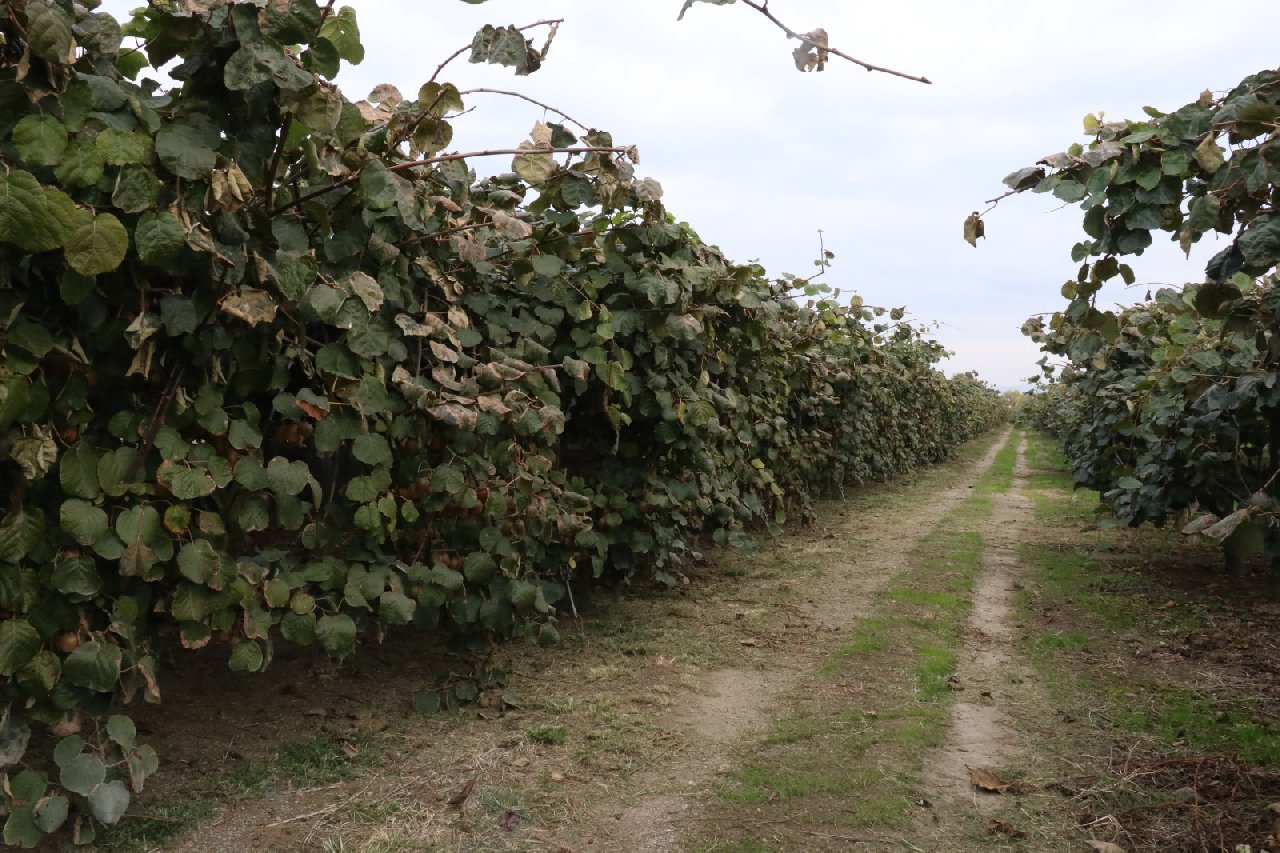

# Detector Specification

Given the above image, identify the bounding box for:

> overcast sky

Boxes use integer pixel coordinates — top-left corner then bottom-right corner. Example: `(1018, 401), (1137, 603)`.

(101, 1), (1280, 388)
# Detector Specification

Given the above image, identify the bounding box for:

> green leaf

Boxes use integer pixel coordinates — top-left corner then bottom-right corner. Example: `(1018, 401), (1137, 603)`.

(0, 374), (30, 430)
(0, 510), (47, 563)
(280, 610), (316, 644)
(119, 542), (157, 578)
(0, 170), (77, 253)
(115, 505), (160, 547)
(60, 499), (109, 546)
(25, 0), (75, 62)
(228, 640), (264, 672)
(463, 552), (497, 585)
(32, 795), (68, 833)
(49, 554), (102, 597)
(59, 753), (106, 796)
(3, 806), (42, 849)
(266, 457), (313, 496)
(259, 0), (324, 43)
(57, 441), (100, 499)
(96, 128), (152, 165)
(318, 6), (364, 64)
(468, 24), (528, 68)
(112, 164), (163, 213)
(0, 620), (40, 677)
(359, 161), (401, 210)
(53, 735), (83, 767)
(166, 466), (218, 500)
(106, 715), (136, 748)
(87, 779), (130, 825)
(177, 539), (228, 585)
(53, 138), (106, 188)
(413, 690), (441, 714)
(513, 146), (555, 185)
(9, 767), (45, 801)
(1188, 195), (1221, 233)
(377, 590), (416, 625)
(136, 212), (187, 268)
(0, 710), (32, 765)
(62, 640), (123, 693)
(1116, 476), (1143, 490)
(1237, 215), (1280, 273)
(224, 42), (313, 92)
(532, 254), (563, 276)
(156, 114), (219, 180)
(65, 212), (129, 276)
(316, 613), (357, 659)
(352, 434), (392, 466)
(234, 458), (270, 490)
(11, 115), (68, 166)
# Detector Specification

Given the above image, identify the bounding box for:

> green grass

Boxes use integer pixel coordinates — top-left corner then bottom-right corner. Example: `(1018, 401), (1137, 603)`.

(1112, 688), (1280, 765)
(915, 643), (958, 700)
(1018, 429), (1280, 780)
(526, 724), (568, 745)
(1034, 630), (1089, 652)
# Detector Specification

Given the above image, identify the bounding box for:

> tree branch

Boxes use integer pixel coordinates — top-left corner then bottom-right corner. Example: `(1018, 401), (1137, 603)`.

(459, 88), (589, 131)
(737, 0), (931, 85)
(428, 19), (565, 85)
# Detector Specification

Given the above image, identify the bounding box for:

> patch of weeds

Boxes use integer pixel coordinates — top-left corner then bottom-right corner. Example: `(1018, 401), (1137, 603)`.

(914, 643), (957, 700)
(1113, 688), (1280, 766)
(542, 696), (577, 714)
(343, 797), (404, 824)
(1035, 630), (1089, 652)
(968, 428), (1020, 495)
(890, 587), (963, 610)
(585, 664), (625, 682)
(718, 763), (881, 803)
(273, 732), (378, 786)
(526, 725), (568, 745)
(762, 713), (830, 746)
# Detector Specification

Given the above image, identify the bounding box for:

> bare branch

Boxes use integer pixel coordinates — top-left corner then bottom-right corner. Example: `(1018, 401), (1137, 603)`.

(428, 19), (564, 85)
(459, 88), (589, 131)
(737, 0), (931, 85)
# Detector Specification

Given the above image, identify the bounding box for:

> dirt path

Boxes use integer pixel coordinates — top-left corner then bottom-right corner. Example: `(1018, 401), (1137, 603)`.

(121, 431), (1017, 852)
(577, 429), (1017, 849)
(925, 433), (1045, 815)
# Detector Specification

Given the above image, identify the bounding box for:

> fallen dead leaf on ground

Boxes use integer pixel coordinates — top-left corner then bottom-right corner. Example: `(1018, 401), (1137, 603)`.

(969, 766), (1009, 792)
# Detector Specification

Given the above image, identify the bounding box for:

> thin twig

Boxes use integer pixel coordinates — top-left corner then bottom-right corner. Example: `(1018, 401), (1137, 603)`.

(123, 367), (182, 484)
(737, 0), (931, 85)
(459, 88), (588, 131)
(428, 19), (565, 85)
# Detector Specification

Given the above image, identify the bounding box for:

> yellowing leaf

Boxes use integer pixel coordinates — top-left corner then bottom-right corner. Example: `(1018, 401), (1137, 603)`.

(220, 289), (279, 327)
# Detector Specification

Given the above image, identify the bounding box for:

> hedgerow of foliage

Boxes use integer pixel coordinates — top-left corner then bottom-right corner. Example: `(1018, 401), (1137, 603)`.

(0, 1), (1003, 844)
(991, 68), (1280, 561)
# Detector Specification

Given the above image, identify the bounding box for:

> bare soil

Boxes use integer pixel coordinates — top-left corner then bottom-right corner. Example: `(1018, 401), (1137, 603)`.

(926, 433), (1041, 812)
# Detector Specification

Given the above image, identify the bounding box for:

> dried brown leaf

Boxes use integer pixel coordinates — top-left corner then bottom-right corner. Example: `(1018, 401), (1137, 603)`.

(969, 766), (1009, 793)
(446, 776), (476, 807)
(964, 211), (985, 247)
